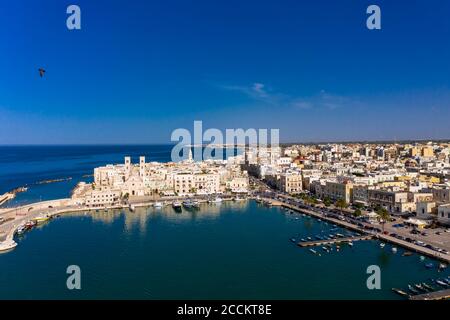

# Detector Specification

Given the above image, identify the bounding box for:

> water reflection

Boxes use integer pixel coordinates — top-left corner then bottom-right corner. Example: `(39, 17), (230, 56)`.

(64, 200), (250, 236)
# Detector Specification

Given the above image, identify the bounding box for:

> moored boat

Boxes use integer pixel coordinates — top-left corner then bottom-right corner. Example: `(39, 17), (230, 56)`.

(407, 285), (419, 294)
(209, 197), (223, 204)
(154, 202), (163, 208)
(414, 284), (427, 292)
(172, 201), (182, 212)
(33, 214), (50, 224)
(436, 280), (448, 287)
(24, 220), (36, 230)
(16, 225), (26, 235)
(421, 283), (434, 291)
(182, 200), (194, 208)
(392, 288), (408, 297)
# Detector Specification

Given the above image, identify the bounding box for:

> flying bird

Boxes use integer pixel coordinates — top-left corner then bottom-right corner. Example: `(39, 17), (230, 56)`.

(38, 68), (46, 77)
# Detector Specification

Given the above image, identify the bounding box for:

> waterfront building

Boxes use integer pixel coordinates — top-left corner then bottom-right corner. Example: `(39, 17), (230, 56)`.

(73, 155), (249, 205)
(437, 204), (450, 225)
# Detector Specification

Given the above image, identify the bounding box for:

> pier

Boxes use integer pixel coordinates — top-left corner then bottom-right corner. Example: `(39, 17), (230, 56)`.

(263, 198), (450, 263)
(409, 288), (450, 300)
(297, 235), (373, 247)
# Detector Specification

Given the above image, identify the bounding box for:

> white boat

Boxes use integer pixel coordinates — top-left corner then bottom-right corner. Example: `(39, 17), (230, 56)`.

(16, 225), (26, 235)
(436, 280), (448, 287)
(182, 200), (194, 208)
(309, 249), (317, 254)
(209, 197), (223, 204)
(348, 242), (353, 246)
(392, 247), (398, 253)
(154, 202), (163, 208)
(172, 201), (182, 208)
(129, 204), (135, 212)
(380, 243), (385, 248)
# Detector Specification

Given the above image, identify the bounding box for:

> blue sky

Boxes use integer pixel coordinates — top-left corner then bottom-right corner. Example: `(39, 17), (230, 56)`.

(1, 0), (450, 144)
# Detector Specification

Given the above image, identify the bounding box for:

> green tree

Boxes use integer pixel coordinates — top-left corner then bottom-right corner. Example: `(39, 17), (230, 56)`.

(323, 197), (332, 207)
(353, 209), (362, 217)
(376, 207), (390, 232)
(335, 199), (348, 212)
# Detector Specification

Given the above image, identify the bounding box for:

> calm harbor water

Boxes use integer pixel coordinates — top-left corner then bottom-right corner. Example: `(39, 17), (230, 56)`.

(0, 146), (448, 299)
(0, 201), (448, 299)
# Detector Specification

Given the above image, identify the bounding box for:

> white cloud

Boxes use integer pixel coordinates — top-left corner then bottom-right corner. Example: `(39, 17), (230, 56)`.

(220, 82), (357, 111)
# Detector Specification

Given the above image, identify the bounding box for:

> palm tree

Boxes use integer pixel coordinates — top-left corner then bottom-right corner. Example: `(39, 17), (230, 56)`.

(376, 207), (390, 233)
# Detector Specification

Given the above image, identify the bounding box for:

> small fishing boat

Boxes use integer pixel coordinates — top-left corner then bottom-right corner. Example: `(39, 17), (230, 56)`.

(392, 288), (409, 297)
(33, 214), (50, 224)
(438, 263), (447, 270)
(436, 280), (448, 287)
(402, 251), (413, 257)
(16, 225), (26, 235)
(421, 283), (434, 291)
(379, 243), (385, 248)
(307, 237), (312, 241)
(24, 220), (36, 230)
(414, 284), (427, 292)
(129, 204), (135, 212)
(425, 263), (434, 269)
(420, 256), (425, 261)
(172, 201), (182, 212)
(290, 238), (296, 243)
(209, 197), (223, 204)
(392, 247), (398, 253)
(309, 249), (317, 254)
(348, 242), (354, 247)
(182, 200), (194, 208)
(407, 285), (419, 294)
(154, 202), (163, 208)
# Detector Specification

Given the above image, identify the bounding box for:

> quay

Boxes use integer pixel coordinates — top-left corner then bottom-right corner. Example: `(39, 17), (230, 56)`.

(262, 198), (450, 264)
(297, 235), (373, 247)
(409, 288), (450, 300)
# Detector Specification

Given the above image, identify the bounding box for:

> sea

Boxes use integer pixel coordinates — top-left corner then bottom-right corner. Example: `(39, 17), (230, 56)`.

(0, 145), (448, 299)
